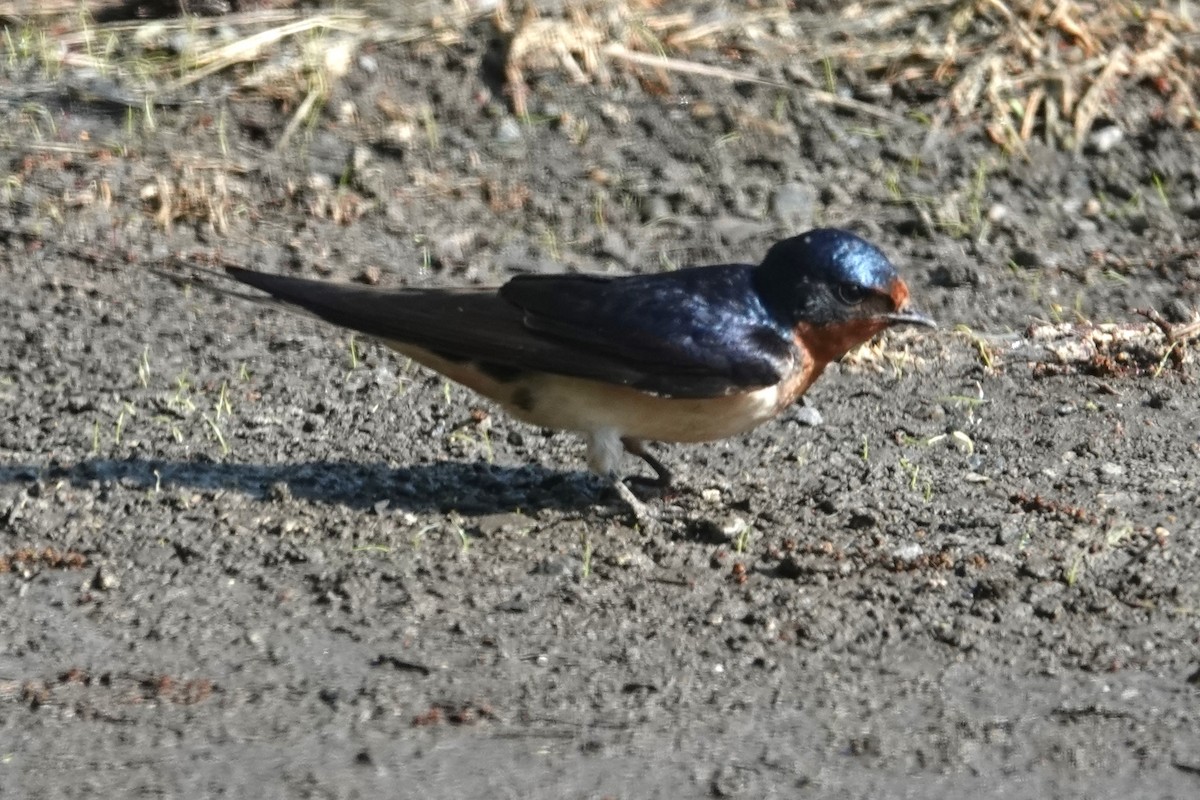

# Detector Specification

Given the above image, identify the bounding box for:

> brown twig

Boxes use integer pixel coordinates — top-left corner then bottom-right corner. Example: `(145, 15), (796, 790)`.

(1135, 307), (1200, 345)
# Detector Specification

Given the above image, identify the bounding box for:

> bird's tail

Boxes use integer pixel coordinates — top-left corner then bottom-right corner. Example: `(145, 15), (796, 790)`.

(154, 258), (417, 337)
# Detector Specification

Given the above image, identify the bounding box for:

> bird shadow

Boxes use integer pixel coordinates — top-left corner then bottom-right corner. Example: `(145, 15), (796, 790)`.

(0, 457), (606, 516)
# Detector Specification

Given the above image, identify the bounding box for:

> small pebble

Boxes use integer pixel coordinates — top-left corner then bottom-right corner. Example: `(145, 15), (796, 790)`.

(495, 117), (522, 144)
(792, 405), (823, 427)
(1088, 125), (1124, 153)
(92, 566), (120, 591)
(771, 182), (816, 229)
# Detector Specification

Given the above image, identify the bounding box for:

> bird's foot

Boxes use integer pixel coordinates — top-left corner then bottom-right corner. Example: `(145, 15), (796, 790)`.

(609, 476), (658, 530)
(622, 474), (672, 498)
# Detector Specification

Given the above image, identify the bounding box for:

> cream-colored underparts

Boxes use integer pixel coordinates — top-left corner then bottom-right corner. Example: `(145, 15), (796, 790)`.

(389, 342), (807, 476)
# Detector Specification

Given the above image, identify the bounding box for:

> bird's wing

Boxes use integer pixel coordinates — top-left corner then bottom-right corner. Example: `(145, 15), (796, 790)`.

(499, 267), (797, 394)
(219, 266), (797, 398)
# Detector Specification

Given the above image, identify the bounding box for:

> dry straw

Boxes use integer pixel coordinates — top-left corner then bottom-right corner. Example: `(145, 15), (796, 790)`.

(3, 0), (1195, 149)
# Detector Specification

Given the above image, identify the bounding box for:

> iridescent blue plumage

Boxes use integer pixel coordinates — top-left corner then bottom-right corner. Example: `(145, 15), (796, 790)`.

(752, 228), (899, 327)
(793, 228), (897, 291)
(501, 264), (793, 397)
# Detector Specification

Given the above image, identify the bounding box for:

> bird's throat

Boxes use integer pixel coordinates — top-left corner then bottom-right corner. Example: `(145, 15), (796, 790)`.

(793, 319), (890, 365)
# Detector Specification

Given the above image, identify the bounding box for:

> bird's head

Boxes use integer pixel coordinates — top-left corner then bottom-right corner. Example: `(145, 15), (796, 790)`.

(752, 228), (934, 363)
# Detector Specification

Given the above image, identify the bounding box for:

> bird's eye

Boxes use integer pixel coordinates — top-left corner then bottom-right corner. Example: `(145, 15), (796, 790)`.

(836, 282), (869, 305)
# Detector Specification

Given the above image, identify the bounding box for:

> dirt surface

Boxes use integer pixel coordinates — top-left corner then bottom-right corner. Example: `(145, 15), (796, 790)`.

(2, 3), (1199, 798)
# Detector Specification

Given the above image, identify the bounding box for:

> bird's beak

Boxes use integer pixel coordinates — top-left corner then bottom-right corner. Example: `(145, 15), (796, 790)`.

(885, 279), (936, 328)
(883, 309), (937, 328)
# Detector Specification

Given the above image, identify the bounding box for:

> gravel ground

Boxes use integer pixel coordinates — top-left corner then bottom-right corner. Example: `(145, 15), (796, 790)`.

(2, 3), (1199, 798)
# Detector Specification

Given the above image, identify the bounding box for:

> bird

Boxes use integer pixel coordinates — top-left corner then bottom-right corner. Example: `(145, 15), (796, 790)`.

(194, 228), (934, 522)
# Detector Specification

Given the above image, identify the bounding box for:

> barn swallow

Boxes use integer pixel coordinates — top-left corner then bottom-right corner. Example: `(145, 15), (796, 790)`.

(199, 229), (933, 521)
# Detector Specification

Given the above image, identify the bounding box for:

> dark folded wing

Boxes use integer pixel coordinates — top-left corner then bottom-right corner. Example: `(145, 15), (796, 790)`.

(222, 266), (796, 398)
(499, 266), (796, 393)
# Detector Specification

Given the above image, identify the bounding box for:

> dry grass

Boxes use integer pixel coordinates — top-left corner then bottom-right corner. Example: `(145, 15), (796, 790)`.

(492, 0), (1200, 147)
(933, 0), (1199, 150)
(841, 328), (930, 376)
(1026, 309), (1200, 378)
(140, 162), (245, 232)
(2, 0), (1195, 153)
(493, 0), (786, 117)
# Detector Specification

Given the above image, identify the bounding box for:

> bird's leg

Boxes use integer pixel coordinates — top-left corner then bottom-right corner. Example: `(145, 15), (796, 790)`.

(586, 429), (658, 528)
(620, 437), (673, 490)
(608, 472), (657, 529)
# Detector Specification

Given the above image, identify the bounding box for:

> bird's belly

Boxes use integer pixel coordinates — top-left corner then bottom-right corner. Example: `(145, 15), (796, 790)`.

(390, 343), (815, 444)
(511, 375), (784, 442)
